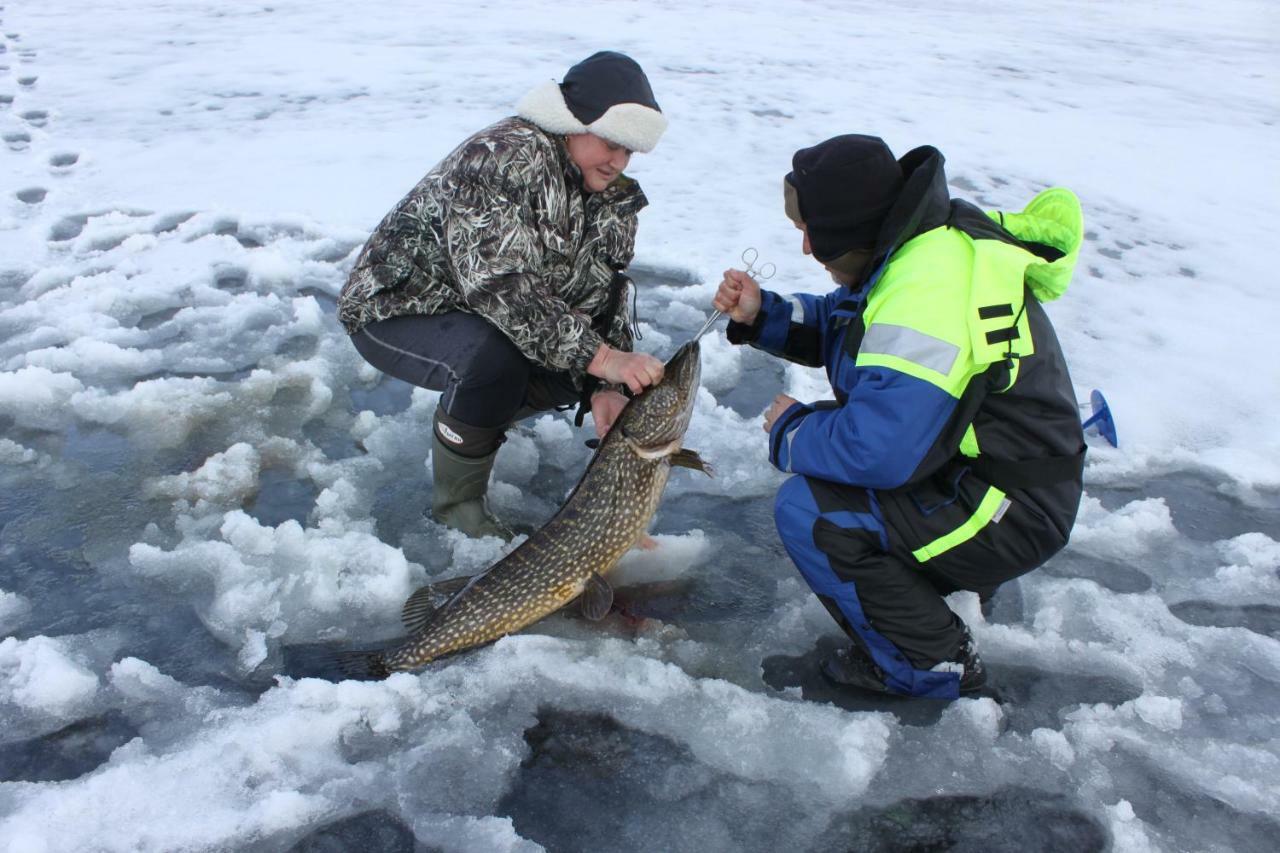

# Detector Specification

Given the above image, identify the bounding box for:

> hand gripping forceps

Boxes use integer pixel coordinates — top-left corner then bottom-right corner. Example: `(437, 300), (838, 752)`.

(691, 248), (776, 343)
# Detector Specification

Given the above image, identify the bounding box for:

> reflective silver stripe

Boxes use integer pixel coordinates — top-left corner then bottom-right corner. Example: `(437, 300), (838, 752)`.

(789, 295), (806, 323)
(784, 426), (798, 471)
(992, 497), (1011, 524)
(860, 323), (959, 376)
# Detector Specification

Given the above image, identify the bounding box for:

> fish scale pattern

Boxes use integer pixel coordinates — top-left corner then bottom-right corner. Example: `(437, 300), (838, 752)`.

(385, 344), (701, 671)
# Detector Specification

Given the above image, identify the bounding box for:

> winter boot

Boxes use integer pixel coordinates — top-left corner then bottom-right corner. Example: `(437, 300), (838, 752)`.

(820, 627), (987, 696)
(430, 412), (514, 541)
(820, 643), (890, 694)
(954, 625), (987, 694)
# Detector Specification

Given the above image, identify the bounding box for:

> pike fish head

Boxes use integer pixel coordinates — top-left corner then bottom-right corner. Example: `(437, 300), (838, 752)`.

(621, 340), (702, 445)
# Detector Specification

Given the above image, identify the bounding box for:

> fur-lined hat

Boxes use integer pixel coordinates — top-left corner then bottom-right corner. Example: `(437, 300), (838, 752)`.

(517, 51), (667, 153)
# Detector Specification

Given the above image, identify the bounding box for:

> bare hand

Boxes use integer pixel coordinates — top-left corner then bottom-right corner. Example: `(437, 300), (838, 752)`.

(590, 389), (629, 439)
(712, 268), (763, 324)
(589, 345), (664, 395)
(763, 394), (798, 432)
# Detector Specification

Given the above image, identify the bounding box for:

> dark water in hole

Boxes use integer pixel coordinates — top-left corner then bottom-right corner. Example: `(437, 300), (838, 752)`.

(1169, 601), (1280, 639)
(245, 467), (319, 528)
(0, 479), (260, 696)
(1109, 749), (1280, 853)
(628, 263), (701, 289)
(1041, 548), (1153, 593)
(0, 711), (137, 783)
(499, 709), (1110, 853)
(1093, 472), (1280, 542)
(287, 811), (438, 853)
(499, 708), (812, 853)
(814, 788), (1108, 853)
(349, 375), (413, 416)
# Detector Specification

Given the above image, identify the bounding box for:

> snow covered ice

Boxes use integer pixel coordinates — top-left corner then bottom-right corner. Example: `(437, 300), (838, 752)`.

(2, 0), (1279, 850)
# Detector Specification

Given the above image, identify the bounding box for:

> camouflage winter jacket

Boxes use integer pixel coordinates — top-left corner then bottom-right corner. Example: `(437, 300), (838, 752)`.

(338, 117), (647, 385)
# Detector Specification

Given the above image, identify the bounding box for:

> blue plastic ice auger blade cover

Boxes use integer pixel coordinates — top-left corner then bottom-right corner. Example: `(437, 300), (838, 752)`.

(1081, 389), (1117, 447)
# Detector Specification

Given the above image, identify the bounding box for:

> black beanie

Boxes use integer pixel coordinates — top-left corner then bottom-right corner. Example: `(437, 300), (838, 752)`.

(785, 134), (904, 261)
(561, 51), (661, 123)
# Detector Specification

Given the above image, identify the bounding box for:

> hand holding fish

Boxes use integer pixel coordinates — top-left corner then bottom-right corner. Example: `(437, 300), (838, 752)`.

(590, 344), (664, 395)
(763, 393), (798, 432)
(590, 389), (629, 439)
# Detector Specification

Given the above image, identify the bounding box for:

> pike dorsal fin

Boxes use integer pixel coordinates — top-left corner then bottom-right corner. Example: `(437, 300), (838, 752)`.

(580, 573), (614, 621)
(401, 575), (472, 634)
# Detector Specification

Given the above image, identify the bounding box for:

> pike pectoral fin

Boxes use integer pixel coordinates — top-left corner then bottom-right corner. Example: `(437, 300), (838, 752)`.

(401, 575), (472, 634)
(670, 448), (714, 476)
(580, 573), (614, 621)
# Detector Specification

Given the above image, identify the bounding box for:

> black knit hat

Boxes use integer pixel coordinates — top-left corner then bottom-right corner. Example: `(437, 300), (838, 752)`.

(784, 134), (904, 261)
(517, 51), (668, 153)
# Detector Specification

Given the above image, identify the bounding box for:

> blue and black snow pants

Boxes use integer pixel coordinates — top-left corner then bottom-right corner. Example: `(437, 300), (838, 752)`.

(774, 468), (1073, 698)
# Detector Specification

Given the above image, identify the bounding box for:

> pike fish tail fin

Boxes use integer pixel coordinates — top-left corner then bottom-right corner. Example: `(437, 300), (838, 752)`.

(330, 650), (392, 681)
(281, 643), (391, 682)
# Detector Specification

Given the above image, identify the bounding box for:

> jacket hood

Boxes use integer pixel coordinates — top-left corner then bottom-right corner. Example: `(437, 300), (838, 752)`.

(987, 187), (1083, 302)
(861, 145), (953, 283)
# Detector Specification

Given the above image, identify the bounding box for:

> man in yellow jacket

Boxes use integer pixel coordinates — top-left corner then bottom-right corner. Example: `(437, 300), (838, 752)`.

(715, 135), (1086, 699)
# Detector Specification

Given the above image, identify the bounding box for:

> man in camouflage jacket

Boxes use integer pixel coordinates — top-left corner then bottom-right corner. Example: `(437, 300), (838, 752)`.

(338, 51), (668, 538)
(338, 116), (645, 384)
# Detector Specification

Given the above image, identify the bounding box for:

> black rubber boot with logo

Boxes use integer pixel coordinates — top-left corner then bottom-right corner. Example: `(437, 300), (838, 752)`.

(430, 409), (514, 541)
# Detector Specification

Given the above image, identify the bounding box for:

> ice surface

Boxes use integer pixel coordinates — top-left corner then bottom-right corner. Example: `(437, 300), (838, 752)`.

(0, 636), (99, 723)
(2, 0), (1279, 851)
(0, 591), (29, 635)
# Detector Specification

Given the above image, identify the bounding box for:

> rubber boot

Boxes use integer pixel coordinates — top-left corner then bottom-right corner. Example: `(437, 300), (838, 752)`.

(430, 433), (514, 540)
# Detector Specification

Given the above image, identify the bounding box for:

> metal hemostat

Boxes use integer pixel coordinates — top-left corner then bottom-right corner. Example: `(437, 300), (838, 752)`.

(691, 247), (776, 343)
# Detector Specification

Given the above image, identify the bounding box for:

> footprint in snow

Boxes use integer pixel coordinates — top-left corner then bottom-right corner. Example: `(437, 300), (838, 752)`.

(16, 187), (45, 204)
(3, 129), (29, 149)
(49, 214), (90, 242)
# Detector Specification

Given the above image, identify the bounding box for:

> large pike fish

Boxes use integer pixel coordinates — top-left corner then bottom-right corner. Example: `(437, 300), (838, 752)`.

(339, 339), (708, 678)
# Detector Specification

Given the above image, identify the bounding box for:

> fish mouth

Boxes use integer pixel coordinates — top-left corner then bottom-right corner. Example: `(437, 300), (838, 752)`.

(665, 339), (702, 420)
(667, 339), (700, 375)
(666, 340), (701, 395)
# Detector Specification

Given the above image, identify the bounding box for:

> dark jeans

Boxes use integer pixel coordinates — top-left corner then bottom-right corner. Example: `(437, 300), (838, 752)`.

(351, 313), (580, 435)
